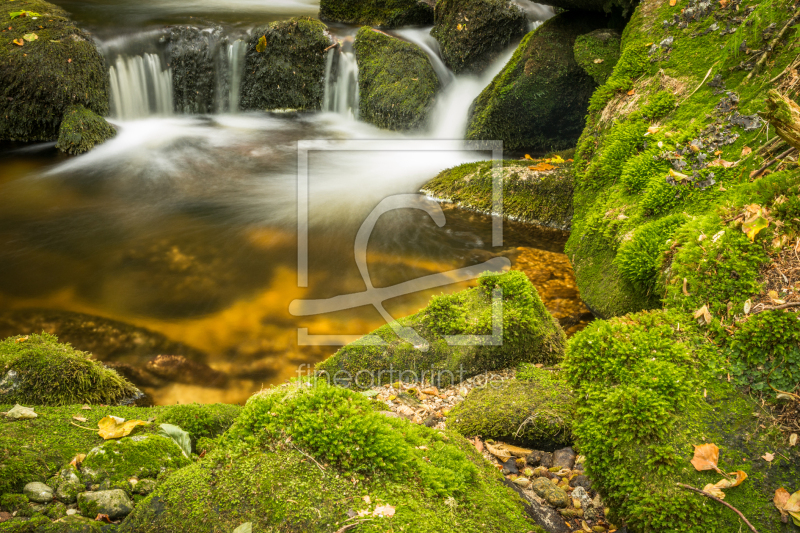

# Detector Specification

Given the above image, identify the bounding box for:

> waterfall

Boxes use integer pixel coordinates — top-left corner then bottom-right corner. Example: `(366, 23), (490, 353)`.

(323, 46), (359, 118)
(226, 40), (247, 113)
(393, 28), (454, 86)
(109, 54), (174, 120)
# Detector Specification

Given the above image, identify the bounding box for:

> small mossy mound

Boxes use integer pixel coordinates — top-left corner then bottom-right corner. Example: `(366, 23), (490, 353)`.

(573, 28), (621, 85)
(81, 435), (190, 484)
(319, 0), (433, 28)
(354, 27), (439, 131)
(120, 381), (542, 533)
(449, 366), (575, 449)
(421, 159), (574, 231)
(430, 0), (527, 75)
(239, 17), (330, 112)
(316, 271), (566, 387)
(55, 105), (115, 155)
(0, 403), (240, 496)
(563, 309), (798, 532)
(466, 12), (602, 154)
(0, 514), (108, 533)
(0, 333), (139, 407)
(0, 0), (109, 143)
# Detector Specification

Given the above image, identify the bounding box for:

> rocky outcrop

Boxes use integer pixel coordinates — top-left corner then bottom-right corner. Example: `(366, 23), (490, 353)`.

(319, 0), (434, 28)
(430, 0), (528, 75)
(573, 28), (621, 85)
(354, 27), (439, 131)
(55, 105), (116, 155)
(167, 25), (227, 114)
(466, 13), (602, 153)
(239, 17), (330, 112)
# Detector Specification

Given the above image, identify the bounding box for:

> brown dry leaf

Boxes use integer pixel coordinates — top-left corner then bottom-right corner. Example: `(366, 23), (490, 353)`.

(95, 514), (113, 523)
(690, 443), (721, 473)
(647, 125), (660, 135)
(485, 442), (511, 463)
(708, 158), (734, 168)
(762, 452), (775, 462)
(742, 146), (752, 157)
(69, 453), (86, 468)
(682, 278), (690, 296)
(97, 416), (149, 440)
(81, 404), (92, 410)
(790, 434), (798, 447)
(72, 415), (87, 423)
(719, 0), (728, 6)
(373, 504), (395, 518)
(774, 487), (791, 520)
(703, 483), (727, 499)
(473, 437), (484, 452)
(714, 470), (748, 489)
(693, 304), (712, 325)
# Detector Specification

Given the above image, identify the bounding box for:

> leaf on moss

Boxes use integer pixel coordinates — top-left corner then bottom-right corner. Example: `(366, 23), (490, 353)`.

(22, 32), (37, 41)
(12, 38), (23, 46)
(524, 154), (534, 160)
(790, 433), (798, 446)
(255, 35), (267, 53)
(529, 163), (555, 172)
(690, 443), (721, 473)
(373, 504), (396, 517)
(702, 483), (726, 498)
(97, 416), (149, 440)
(232, 522), (252, 533)
(693, 305), (712, 325)
(669, 0), (677, 5)
(9, 10), (41, 19)
(69, 453), (86, 468)
(762, 452), (774, 462)
(741, 146), (752, 156)
(708, 158), (734, 168)
(742, 212), (769, 241)
(775, 488), (800, 524)
(703, 471), (748, 499)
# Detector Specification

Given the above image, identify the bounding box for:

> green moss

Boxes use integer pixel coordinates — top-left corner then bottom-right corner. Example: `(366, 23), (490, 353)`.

(154, 403), (241, 453)
(0, 333), (139, 406)
(120, 380), (539, 532)
(319, 0), (433, 28)
(573, 28), (621, 85)
(55, 105), (115, 155)
(615, 213), (687, 294)
(466, 13), (602, 153)
(354, 27), (439, 131)
(316, 271), (566, 386)
(81, 434), (190, 485)
(420, 159), (574, 230)
(430, 0), (527, 75)
(0, 493), (28, 512)
(0, 0), (109, 143)
(448, 371), (575, 449)
(239, 17), (329, 112)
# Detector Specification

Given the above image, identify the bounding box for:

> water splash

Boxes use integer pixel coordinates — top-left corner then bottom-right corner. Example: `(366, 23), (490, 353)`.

(226, 39), (247, 113)
(322, 46), (359, 119)
(109, 53), (174, 120)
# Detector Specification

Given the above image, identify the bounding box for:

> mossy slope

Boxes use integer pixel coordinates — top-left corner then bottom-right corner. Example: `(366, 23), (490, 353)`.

(466, 12), (602, 153)
(55, 105), (115, 155)
(573, 28), (621, 85)
(354, 27), (439, 131)
(239, 17), (330, 112)
(0, 0), (109, 143)
(319, 0), (434, 28)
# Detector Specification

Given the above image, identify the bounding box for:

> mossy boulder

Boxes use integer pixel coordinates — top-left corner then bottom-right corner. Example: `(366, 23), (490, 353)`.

(55, 105), (115, 155)
(0, 333), (140, 407)
(421, 159), (574, 231)
(563, 309), (798, 532)
(239, 17), (330, 112)
(354, 27), (439, 131)
(120, 381), (543, 532)
(0, 0), (109, 144)
(319, 0), (434, 28)
(466, 13), (602, 154)
(0, 514), (108, 532)
(81, 434), (190, 485)
(430, 0), (527, 75)
(573, 28), (621, 85)
(316, 271), (566, 387)
(449, 366), (575, 449)
(0, 403), (240, 496)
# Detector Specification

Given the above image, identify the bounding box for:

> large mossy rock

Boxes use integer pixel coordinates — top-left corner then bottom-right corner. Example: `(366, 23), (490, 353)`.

(0, 0), (109, 144)
(449, 365), (575, 449)
(316, 271), (566, 386)
(55, 105), (115, 155)
(81, 435), (190, 484)
(354, 27), (439, 131)
(420, 159), (574, 231)
(466, 13), (601, 154)
(0, 402), (241, 496)
(573, 28), (621, 85)
(430, 0), (527, 75)
(0, 334), (139, 406)
(239, 17), (330, 112)
(563, 309), (798, 532)
(319, 0), (434, 28)
(120, 381), (543, 533)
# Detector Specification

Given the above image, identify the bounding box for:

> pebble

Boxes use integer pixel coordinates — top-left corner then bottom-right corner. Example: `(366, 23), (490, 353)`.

(571, 474), (592, 490)
(531, 477), (569, 508)
(513, 477), (531, 488)
(552, 447), (576, 470)
(23, 482), (53, 503)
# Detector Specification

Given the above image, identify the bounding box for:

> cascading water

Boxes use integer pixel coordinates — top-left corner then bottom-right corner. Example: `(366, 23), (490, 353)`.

(109, 53), (174, 120)
(226, 39), (247, 113)
(323, 44), (359, 118)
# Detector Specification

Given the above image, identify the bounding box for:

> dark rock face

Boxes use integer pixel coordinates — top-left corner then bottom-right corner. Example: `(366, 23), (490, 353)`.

(354, 27), (439, 131)
(466, 12), (603, 153)
(167, 26), (228, 114)
(319, 0), (434, 28)
(240, 17), (330, 112)
(430, 0), (528, 75)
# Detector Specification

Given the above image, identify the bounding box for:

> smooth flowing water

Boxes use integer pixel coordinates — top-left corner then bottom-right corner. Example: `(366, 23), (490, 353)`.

(0, 0), (588, 405)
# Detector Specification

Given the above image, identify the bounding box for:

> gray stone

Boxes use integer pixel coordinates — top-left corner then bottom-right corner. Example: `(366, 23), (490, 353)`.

(55, 467), (84, 504)
(77, 489), (133, 519)
(132, 478), (158, 496)
(532, 477), (569, 508)
(572, 486), (593, 511)
(552, 447), (576, 470)
(23, 482), (53, 503)
(570, 474), (592, 491)
(503, 479), (570, 533)
(502, 457), (519, 475)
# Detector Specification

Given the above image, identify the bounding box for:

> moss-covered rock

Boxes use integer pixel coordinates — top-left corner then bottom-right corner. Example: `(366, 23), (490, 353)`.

(81, 435), (190, 485)
(0, 0), (109, 143)
(354, 27), (439, 131)
(0, 403), (240, 496)
(0, 333), (140, 407)
(316, 271), (566, 387)
(120, 381), (542, 532)
(55, 105), (115, 155)
(449, 366), (575, 449)
(573, 28), (621, 85)
(421, 159), (574, 231)
(319, 0), (434, 28)
(0, 514), (108, 533)
(239, 17), (330, 112)
(466, 13), (602, 154)
(430, 0), (527, 75)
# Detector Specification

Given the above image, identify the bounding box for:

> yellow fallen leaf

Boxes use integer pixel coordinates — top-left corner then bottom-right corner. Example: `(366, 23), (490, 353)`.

(742, 212), (769, 241)
(549, 155), (565, 164)
(529, 163), (555, 172)
(703, 483), (726, 499)
(12, 38), (23, 46)
(690, 443), (721, 473)
(524, 154), (534, 160)
(255, 35), (267, 53)
(97, 416), (149, 440)
(457, 24), (462, 31)
(714, 470), (748, 489)
(69, 453), (86, 468)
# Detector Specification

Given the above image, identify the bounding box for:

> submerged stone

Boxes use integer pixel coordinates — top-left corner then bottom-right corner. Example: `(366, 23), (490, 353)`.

(319, 0), (434, 28)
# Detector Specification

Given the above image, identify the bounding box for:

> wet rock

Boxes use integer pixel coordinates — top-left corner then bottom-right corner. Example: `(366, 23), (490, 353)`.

(532, 477), (569, 508)
(55, 105), (115, 155)
(528, 450), (554, 468)
(570, 474), (592, 490)
(503, 478), (571, 533)
(552, 447), (576, 470)
(431, 0), (528, 75)
(319, 0), (433, 28)
(573, 28), (621, 85)
(502, 457), (520, 475)
(145, 355), (227, 387)
(54, 467), (84, 504)
(23, 482), (53, 504)
(78, 489), (133, 519)
(167, 25), (228, 114)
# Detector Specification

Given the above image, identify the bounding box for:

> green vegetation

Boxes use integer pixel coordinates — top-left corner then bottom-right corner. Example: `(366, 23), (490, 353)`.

(55, 105), (116, 155)
(573, 28), (621, 85)
(354, 27), (439, 131)
(430, 0), (527, 75)
(0, 0), (109, 144)
(239, 17), (330, 112)
(316, 271), (566, 386)
(319, 0), (433, 28)
(81, 434), (191, 484)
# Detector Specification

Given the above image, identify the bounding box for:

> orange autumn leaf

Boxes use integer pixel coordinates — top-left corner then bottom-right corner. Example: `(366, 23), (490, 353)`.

(714, 470), (748, 489)
(670, 0), (677, 5)
(774, 487), (791, 520)
(627, 89), (636, 96)
(529, 163), (555, 172)
(12, 38), (23, 46)
(690, 443), (721, 473)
